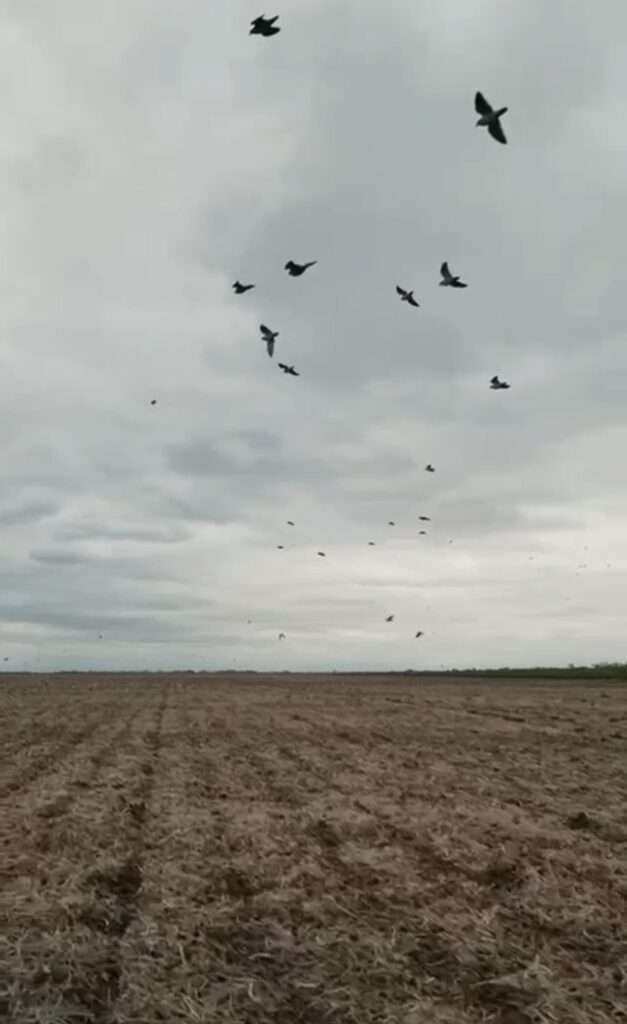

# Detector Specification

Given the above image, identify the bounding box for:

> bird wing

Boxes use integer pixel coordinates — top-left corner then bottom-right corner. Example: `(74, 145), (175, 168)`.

(475, 91), (493, 116)
(260, 323), (272, 338)
(278, 362), (287, 371)
(396, 285), (407, 297)
(408, 294), (419, 307)
(440, 261), (452, 281)
(266, 339), (275, 358)
(266, 15), (279, 24)
(490, 376), (499, 384)
(488, 119), (507, 144)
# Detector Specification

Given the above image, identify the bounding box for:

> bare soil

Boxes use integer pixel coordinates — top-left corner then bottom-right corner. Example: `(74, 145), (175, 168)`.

(1, 672), (626, 1023)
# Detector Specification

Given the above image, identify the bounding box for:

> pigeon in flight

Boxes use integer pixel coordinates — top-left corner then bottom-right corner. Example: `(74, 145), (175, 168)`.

(278, 363), (299, 376)
(150, 399), (157, 406)
(317, 551), (326, 557)
(260, 323), (278, 358)
(419, 530), (427, 535)
(388, 521), (396, 526)
(385, 615), (395, 623)
(415, 631), (424, 639)
(396, 286), (420, 307)
(490, 375), (510, 390)
(418, 516), (431, 522)
(287, 520), (295, 526)
(250, 15), (280, 37)
(425, 464), (435, 473)
(285, 260), (317, 277)
(368, 541), (376, 546)
(277, 545), (285, 550)
(233, 280), (255, 294)
(475, 91), (508, 144)
(440, 262), (467, 288)
(278, 632), (286, 640)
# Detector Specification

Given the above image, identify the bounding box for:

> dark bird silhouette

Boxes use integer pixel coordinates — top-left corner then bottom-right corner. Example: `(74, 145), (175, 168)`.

(285, 259), (317, 276)
(475, 91), (508, 144)
(425, 464), (435, 473)
(150, 399), (157, 405)
(317, 551), (326, 557)
(287, 521), (295, 526)
(278, 632), (286, 639)
(368, 541), (376, 546)
(278, 363), (299, 376)
(260, 323), (278, 358)
(419, 530), (427, 535)
(388, 521), (396, 526)
(233, 280), (255, 294)
(396, 285), (419, 307)
(277, 545), (284, 550)
(415, 631), (424, 639)
(440, 262), (467, 288)
(418, 516), (431, 521)
(250, 15), (280, 37)
(490, 375), (510, 390)
(385, 615), (395, 623)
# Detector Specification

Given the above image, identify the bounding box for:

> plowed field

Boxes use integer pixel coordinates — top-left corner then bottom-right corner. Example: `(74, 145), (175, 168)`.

(1, 673), (626, 1023)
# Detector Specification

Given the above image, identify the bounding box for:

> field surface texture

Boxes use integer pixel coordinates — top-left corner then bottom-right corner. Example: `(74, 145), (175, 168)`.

(0, 673), (626, 1024)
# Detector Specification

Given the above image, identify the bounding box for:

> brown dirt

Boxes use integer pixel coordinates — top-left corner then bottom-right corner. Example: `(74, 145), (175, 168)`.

(0, 672), (626, 1023)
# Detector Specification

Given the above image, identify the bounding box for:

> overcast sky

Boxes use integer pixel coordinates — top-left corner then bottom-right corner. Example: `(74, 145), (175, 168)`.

(1, 0), (626, 672)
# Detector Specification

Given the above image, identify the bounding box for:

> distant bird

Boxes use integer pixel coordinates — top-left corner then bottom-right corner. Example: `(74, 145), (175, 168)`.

(260, 323), (278, 358)
(475, 91), (508, 144)
(233, 280), (255, 294)
(285, 260), (317, 277)
(415, 631), (424, 639)
(150, 399), (157, 405)
(418, 516), (431, 521)
(250, 15), (280, 37)
(278, 363), (299, 376)
(277, 545), (284, 550)
(388, 521), (396, 526)
(287, 521), (295, 526)
(419, 530), (427, 535)
(278, 632), (286, 640)
(385, 615), (395, 623)
(396, 286), (419, 307)
(490, 375), (510, 390)
(317, 551), (326, 557)
(440, 262), (467, 288)
(425, 464), (435, 473)
(368, 541), (376, 546)
(98, 634), (103, 640)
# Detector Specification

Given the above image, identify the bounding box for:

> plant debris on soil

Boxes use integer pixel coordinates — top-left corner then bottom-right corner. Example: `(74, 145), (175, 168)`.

(0, 671), (626, 1023)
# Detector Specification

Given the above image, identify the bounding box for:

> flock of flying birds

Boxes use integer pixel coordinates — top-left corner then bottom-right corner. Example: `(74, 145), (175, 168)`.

(234, 16), (512, 643)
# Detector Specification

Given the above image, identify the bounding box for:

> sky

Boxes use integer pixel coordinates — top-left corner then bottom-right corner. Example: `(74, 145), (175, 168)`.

(1, 0), (626, 672)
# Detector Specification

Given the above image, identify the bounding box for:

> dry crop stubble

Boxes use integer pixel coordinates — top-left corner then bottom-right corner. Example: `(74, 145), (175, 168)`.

(0, 672), (625, 1023)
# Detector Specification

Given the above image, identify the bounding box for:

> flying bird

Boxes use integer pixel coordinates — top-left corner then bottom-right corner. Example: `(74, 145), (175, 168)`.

(277, 545), (284, 550)
(278, 363), (299, 376)
(287, 521), (295, 526)
(419, 531), (427, 535)
(396, 286), (419, 307)
(368, 541), (376, 546)
(415, 631), (424, 639)
(388, 521), (396, 526)
(250, 15), (281, 37)
(232, 280), (255, 294)
(440, 262), (467, 288)
(490, 375), (510, 390)
(260, 323), (278, 358)
(278, 632), (286, 640)
(317, 551), (326, 557)
(284, 260), (317, 277)
(150, 400), (157, 405)
(475, 91), (508, 144)
(425, 464), (435, 473)
(418, 516), (431, 521)
(385, 615), (395, 623)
